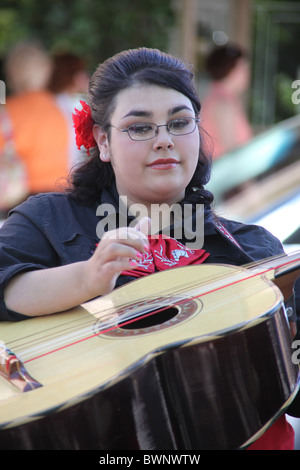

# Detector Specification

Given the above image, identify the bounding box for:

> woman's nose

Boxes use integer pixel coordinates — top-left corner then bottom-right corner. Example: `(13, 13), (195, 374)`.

(152, 126), (175, 150)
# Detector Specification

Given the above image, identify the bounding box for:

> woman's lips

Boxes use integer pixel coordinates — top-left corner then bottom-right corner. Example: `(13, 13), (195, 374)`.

(148, 158), (179, 170)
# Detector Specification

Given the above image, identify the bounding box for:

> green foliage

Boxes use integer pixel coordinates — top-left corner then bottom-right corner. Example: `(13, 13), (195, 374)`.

(0, 0), (175, 69)
(0, 7), (27, 55)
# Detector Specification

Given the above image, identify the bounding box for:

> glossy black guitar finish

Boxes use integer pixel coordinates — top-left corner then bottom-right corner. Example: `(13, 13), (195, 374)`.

(0, 258), (299, 450)
(0, 305), (298, 450)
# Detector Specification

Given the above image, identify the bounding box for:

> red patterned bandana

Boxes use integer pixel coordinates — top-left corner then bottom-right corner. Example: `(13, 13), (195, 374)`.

(122, 234), (209, 278)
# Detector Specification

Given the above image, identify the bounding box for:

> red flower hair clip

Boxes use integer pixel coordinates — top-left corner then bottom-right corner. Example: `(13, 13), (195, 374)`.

(72, 100), (97, 155)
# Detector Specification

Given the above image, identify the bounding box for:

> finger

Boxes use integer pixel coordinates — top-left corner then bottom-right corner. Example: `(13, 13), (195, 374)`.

(101, 257), (140, 278)
(102, 227), (143, 241)
(102, 227), (149, 253)
(134, 216), (151, 236)
(96, 240), (145, 264)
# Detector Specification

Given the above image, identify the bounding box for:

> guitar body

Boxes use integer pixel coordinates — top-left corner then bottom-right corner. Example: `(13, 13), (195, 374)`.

(0, 263), (299, 450)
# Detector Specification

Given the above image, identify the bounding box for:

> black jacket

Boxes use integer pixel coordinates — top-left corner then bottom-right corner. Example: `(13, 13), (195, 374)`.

(0, 185), (293, 322)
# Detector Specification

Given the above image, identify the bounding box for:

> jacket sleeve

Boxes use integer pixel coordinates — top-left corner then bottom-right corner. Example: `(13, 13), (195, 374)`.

(0, 200), (60, 321)
(226, 219), (285, 260)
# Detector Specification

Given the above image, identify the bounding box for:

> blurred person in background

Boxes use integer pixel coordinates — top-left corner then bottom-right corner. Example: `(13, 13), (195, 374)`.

(48, 52), (90, 169)
(0, 41), (69, 210)
(201, 44), (253, 159)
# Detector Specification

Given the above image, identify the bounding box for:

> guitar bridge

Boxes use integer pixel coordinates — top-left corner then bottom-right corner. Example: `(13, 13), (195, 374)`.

(0, 345), (42, 392)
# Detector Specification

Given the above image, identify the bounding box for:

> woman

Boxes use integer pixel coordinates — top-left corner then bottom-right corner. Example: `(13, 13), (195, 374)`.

(0, 41), (69, 208)
(0, 47), (297, 449)
(201, 44), (253, 158)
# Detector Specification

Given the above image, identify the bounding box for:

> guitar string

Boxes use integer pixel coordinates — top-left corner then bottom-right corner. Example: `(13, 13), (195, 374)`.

(6, 251), (300, 360)
(9, 278), (278, 362)
(10, 266), (242, 348)
(7, 266), (249, 360)
(243, 251), (299, 269)
(22, 284), (254, 365)
(5, 252), (300, 362)
(5, 251), (300, 363)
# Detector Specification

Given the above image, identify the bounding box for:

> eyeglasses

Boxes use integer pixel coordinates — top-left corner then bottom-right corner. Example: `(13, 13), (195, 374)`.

(109, 117), (200, 141)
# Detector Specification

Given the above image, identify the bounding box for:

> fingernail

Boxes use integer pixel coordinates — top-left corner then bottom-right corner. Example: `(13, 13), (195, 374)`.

(130, 260), (138, 267)
(135, 250), (143, 258)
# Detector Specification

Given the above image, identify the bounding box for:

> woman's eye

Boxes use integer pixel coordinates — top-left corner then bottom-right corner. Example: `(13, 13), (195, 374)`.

(129, 124), (153, 135)
(169, 119), (189, 130)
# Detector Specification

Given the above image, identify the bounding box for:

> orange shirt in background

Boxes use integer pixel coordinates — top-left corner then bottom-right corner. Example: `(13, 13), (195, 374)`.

(0, 90), (69, 194)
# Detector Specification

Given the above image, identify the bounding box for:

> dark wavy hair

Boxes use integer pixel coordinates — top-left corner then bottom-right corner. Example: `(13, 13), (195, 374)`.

(69, 47), (213, 205)
(205, 44), (247, 80)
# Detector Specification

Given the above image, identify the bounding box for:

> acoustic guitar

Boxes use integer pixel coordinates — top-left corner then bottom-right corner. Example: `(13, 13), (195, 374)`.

(0, 252), (300, 450)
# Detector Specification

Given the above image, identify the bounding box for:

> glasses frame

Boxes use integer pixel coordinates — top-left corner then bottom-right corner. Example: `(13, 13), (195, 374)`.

(109, 117), (201, 141)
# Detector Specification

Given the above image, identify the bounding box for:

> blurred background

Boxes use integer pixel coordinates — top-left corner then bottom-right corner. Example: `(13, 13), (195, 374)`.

(0, 0), (299, 229)
(0, 0), (299, 448)
(1, 0), (299, 126)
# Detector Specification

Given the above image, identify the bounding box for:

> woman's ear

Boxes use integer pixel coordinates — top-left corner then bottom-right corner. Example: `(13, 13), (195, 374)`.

(93, 125), (110, 162)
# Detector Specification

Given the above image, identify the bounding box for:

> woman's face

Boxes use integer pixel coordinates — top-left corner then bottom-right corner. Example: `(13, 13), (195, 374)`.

(94, 84), (200, 208)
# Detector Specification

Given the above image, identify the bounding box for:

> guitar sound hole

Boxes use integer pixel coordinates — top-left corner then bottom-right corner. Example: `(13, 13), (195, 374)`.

(120, 306), (179, 330)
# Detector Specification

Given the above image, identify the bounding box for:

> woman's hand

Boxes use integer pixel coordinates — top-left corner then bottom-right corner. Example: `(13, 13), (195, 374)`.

(83, 219), (151, 297)
(4, 218), (151, 316)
